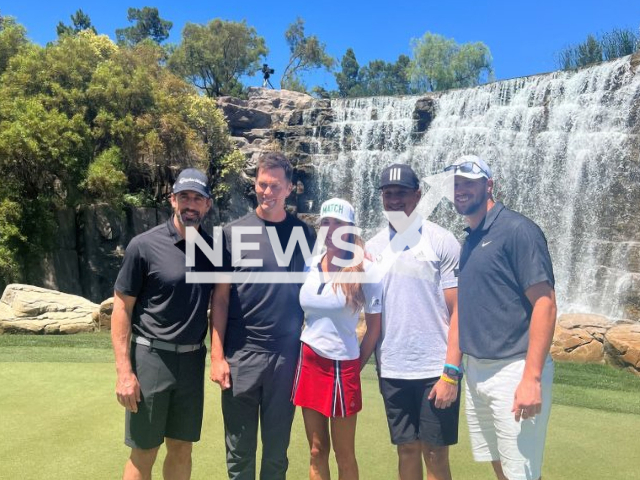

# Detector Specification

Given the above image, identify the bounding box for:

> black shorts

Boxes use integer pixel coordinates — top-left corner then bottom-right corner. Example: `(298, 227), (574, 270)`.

(125, 343), (206, 449)
(379, 376), (460, 447)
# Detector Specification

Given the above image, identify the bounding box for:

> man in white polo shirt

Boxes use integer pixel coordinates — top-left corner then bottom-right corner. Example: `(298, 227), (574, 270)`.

(362, 163), (462, 480)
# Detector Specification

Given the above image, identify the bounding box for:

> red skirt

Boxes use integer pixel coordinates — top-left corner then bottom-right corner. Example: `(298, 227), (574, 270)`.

(292, 342), (362, 418)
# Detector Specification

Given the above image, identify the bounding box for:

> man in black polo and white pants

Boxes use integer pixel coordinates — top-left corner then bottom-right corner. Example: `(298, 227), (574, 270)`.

(445, 155), (557, 480)
(112, 168), (215, 480)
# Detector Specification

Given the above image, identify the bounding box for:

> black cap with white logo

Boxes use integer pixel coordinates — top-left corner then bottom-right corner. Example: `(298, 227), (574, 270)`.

(173, 168), (211, 198)
(379, 163), (420, 190)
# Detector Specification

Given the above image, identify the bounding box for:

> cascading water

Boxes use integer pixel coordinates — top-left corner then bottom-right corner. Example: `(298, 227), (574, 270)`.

(311, 56), (640, 320)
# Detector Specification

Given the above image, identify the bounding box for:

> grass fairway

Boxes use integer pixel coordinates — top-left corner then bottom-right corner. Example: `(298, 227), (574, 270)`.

(1, 333), (639, 479)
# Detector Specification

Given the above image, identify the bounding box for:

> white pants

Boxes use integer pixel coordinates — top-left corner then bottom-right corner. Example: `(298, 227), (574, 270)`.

(464, 354), (554, 480)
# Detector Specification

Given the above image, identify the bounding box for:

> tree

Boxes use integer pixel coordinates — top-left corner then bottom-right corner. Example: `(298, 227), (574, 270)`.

(115, 7), (172, 45)
(0, 198), (26, 288)
(0, 13), (27, 75)
(602, 29), (638, 60)
(168, 19), (267, 97)
(557, 28), (639, 70)
(409, 32), (493, 92)
(81, 147), (127, 204)
(577, 35), (603, 67)
(358, 55), (412, 96)
(335, 48), (360, 97)
(281, 17), (334, 92)
(56, 9), (96, 37)
(333, 49), (413, 97)
(0, 29), (246, 287)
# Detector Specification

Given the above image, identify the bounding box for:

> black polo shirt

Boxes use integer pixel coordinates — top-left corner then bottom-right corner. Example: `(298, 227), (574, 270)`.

(458, 202), (555, 359)
(220, 211), (316, 353)
(114, 217), (215, 345)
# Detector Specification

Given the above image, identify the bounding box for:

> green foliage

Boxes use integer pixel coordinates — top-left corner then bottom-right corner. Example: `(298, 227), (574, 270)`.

(168, 19), (267, 97)
(0, 27), (245, 287)
(212, 150), (246, 202)
(311, 86), (335, 99)
(601, 28), (639, 60)
(56, 9), (96, 37)
(557, 28), (639, 70)
(577, 35), (603, 67)
(359, 55), (412, 96)
(334, 49), (412, 97)
(0, 96), (90, 201)
(335, 48), (360, 97)
(82, 147), (127, 204)
(0, 199), (26, 286)
(183, 94), (245, 203)
(281, 17), (334, 92)
(0, 13), (27, 75)
(409, 32), (493, 92)
(335, 35), (492, 98)
(115, 7), (172, 46)
(123, 190), (156, 207)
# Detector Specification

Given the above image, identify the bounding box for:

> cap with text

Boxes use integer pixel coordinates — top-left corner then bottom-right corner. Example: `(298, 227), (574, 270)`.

(319, 198), (355, 224)
(173, 168), (211, 198)
(379, 163), (420, 190)
(444, 155), (493, 180)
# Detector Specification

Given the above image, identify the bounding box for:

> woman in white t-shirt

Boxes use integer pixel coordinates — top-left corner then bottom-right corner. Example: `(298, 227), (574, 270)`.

(292, 198), (383, 480)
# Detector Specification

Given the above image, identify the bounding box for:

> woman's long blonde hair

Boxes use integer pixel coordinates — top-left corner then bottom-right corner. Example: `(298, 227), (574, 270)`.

(332, 233), (366, 313)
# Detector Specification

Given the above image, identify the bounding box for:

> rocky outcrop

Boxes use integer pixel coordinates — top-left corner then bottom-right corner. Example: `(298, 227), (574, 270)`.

(551, 313), (640, 375)
(95, 297), (114, 331)
(0, 284), (98, 334)
(217, 87), (315, 171)
(217, 87), (322, 214)
(551, 313), (610, 364)
(604, 324), (640, 375)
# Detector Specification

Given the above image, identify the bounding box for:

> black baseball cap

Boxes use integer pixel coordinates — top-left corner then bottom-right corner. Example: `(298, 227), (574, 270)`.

(173, 168), (211, 198)
(379, 163), (420, 190)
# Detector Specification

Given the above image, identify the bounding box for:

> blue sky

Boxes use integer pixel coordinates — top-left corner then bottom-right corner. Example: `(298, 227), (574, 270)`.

(4, 1), (640, 90)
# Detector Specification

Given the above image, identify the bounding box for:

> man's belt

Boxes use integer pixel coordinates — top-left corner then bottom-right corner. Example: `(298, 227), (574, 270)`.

(132, 335), (204, 353)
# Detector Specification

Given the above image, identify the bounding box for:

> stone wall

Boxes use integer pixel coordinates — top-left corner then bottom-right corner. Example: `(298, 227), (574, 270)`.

(25, 205), (221, 303)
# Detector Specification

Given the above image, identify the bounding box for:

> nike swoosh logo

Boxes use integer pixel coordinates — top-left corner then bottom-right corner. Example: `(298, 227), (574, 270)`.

(482, 241), (492, 247)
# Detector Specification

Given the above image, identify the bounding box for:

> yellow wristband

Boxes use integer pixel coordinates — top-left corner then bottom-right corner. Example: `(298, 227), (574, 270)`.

(440, 374), (458, 385)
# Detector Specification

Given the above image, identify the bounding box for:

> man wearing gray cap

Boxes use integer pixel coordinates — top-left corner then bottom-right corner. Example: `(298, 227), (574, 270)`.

(445, 155), (556, 480)
(112, 168), (215, 479)
(362, 163), (462, 480)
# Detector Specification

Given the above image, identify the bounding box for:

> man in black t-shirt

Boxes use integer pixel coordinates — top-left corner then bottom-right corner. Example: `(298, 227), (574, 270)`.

(112, 168), (214, 480)
(210, 152), (316, 480)
(445, 155), (556, 480)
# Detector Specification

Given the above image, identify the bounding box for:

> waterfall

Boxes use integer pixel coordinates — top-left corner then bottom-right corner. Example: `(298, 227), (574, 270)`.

(310, 56), (640, 320)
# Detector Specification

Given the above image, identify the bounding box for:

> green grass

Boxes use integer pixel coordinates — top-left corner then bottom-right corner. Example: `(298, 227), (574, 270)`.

(0, 332), (113, 362)
(1, 334), (639, 479)
(552, 362), (640, 415)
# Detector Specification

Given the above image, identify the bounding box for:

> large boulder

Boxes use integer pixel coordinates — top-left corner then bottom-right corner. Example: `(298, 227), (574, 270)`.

(550, 313), (612, 364)
(217, 88), (313, 135)
(604, 324), (640, 375)
(95, 297), (114, 331)
(0, 284), (98, 334)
